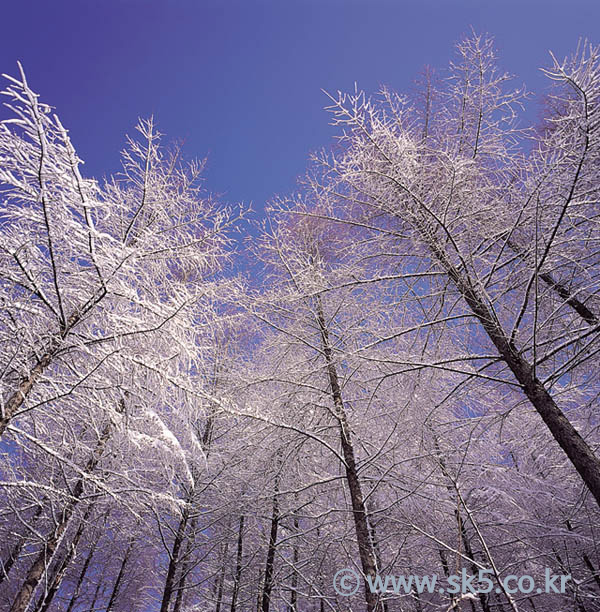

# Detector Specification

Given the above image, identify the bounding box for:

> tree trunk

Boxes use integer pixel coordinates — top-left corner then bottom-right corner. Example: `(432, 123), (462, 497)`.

(434, 435), (491, 612)
(173, 514), (197, 612)
(106, 536), (134, 611)
(33, 506), (91, 612)
(214, 541), (229, 612)
(439, 549), (470, 612)
(165, 409), (214, 612)
(172, 413), (216, 612)
(369, 520), (389, 612)
(260, 490), (280, 612)
(426, 230), (600, 507)
(566, 520), (600, 592)
(0, 502), (44, 585)
(289, 514), (299, 612)
(89, 576), (105, 611)
(315, 296), (380, 612)
(230, 515), (245, 612)
(9, 415), (115, 612)
(65, 527), (101, 612)
(255, 570), (263, 612)
(410, 564), (424, 612)
(160, 504), (190, 612)
(455, 510), (491, 612)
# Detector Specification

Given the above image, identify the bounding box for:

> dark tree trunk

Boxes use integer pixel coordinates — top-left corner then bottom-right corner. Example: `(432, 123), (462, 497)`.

(0, 502), (44, 585)
(160, 504), (190, 612)
(9, 412), (117, 612)
(65, 529), (100, 612)
(89, 577), (105, 611)
(439, 549), (470, 612)
(289, 514), (299, 612)
(255, 570), (263, 612)
(173, 514), (197, 612)
(504, 235), (598, 326)
(434, 436), (491, 612)
(426, 231), (600, 507)
(455, 511), (491, 612)
(260, 490), (280, 612)
(106, 536), (134, 611)
(164, 409), (214, 612)
(566, 520), (600, 592)
(33, 505), (92, 612)
(369, 520), (389, 612)
(214, 541), (229, 612)
(315, 296), (380, 612)
(230, 515), (245, 612)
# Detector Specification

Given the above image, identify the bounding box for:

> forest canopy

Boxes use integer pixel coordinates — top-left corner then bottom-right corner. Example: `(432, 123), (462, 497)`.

(1, 33), (600, 612)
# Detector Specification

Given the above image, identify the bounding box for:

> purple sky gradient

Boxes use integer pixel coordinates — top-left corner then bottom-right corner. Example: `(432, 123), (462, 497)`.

(1, 0), (599, 215)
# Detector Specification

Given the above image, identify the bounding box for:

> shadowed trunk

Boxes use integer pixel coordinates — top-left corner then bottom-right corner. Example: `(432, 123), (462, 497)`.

(164, 403), (216, 612)
(315, 296), (380, 612)
(425, 226), (600, 506)
(289, 513), (299, 612)
(173, 514), (198, 612)
(65, 523), (102, 612)
(214, 541), (229, 612)
(230, 515), (245, 612)
(9, 409), (118, 612)
(434, 436), (492, 612)
(33, 505), (91, 612)
(0, 502), (44, 585)
(106, 536), (134, 611)
(260, 488), (280, 612)
(566, 520), (600, 592)
(160, 504), (190, 612)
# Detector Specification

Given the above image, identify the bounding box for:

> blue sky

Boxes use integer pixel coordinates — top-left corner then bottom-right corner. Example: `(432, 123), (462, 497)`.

(1, 0), (599, 215)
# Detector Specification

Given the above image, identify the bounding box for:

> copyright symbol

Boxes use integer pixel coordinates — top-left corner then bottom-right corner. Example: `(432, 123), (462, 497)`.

(333, 568), (360, 596)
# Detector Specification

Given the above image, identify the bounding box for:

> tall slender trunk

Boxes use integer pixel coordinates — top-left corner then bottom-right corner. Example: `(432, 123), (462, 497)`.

(426, 229), (600, 506)
(455, 511), (491, 612)
(315, 296), (380, 612)
(89, 576), (105, 611)
(163, 407), (215, 612)
(255, 570), (263, 612)
(65, 525), (102, 612)
(434, 436), (492, 612)
(289, 514), (299, 612)
(214, 541), (229, 612)
(9, 411), (117, 612)
(230, 515), (245, 612)
(553, 547), (588, 612)
(106, 536), (134, 611)
(160, 505), (190, 612)
(409, 564), (424, 612)
(439, 549), (470, 612)
(0, 502), (44, 585)
(172, 413), (216, 612)
(494, 593), (507, 612)
(260, 487), (280, 612)
(33, 505), (91, 612)
(173, 514), (197, 612)
(368, 520), (388, 612)
(566, 520), (600, 592)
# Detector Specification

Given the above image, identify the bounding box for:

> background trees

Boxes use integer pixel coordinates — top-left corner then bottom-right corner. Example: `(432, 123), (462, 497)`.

(1, 35), (600, 612)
